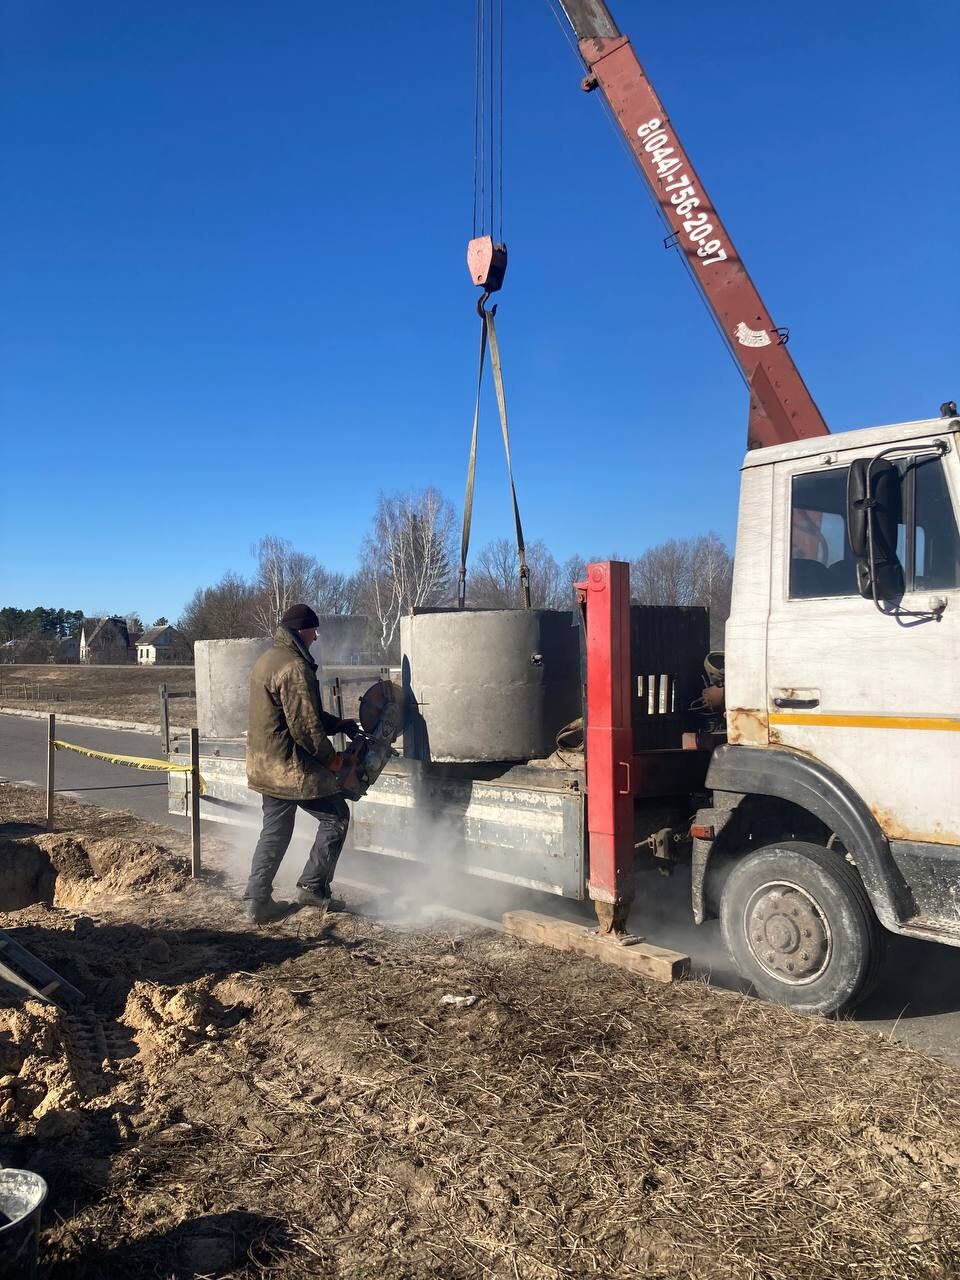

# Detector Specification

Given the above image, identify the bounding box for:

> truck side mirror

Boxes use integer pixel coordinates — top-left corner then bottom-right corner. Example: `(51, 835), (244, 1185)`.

(847, 458), (904, 600)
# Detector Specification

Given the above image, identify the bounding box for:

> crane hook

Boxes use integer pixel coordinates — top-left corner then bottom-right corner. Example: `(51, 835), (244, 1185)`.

(467, 236), (507, 308)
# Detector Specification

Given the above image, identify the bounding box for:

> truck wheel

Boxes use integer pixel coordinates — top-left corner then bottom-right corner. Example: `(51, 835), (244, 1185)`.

(719, 841), (885, 1016)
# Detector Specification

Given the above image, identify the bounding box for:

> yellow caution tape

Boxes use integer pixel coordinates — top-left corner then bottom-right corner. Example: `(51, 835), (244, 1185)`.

(53, 740), (207, 794)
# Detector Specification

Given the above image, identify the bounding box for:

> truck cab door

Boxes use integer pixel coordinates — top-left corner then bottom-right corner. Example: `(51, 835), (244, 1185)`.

(765, 439), (960, 850)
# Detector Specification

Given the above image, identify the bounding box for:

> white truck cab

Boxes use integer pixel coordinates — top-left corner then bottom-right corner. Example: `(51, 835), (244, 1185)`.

(700, 412), (960, 1013)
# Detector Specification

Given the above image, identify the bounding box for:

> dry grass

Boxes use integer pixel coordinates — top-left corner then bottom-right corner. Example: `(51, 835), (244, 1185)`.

(0, 664), (195, 726)
(0, 784), (958, 1279)
(155, 937), (959, 1280)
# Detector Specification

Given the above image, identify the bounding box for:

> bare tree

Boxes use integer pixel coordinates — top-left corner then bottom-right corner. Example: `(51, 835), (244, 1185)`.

(469, 538), (581, 610)
(358, 488), (457, 654)
(178, 573), (259, 642)
(252, 537), (316, 634)
(689, 532), (734, 637)
(560, 554), (588, 596)
(8, 632), (58, 663)
(630, 532), (733, 646)
(469, 537), (521, 608)
(252, 537), (360, 633)
(312, 566), (361, 617)
(631, 539), (692, 606)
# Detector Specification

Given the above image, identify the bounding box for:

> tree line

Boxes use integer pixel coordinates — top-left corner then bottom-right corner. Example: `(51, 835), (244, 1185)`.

(0, 607), (84, 644)
(0, 607), (85, 663)
(179, 489), (733, 657)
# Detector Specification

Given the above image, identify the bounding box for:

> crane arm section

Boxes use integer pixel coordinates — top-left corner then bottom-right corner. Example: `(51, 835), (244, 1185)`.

(557, 0), (829, 448)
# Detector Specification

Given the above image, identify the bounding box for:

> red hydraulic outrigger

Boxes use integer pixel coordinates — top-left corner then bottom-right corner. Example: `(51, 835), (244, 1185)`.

(557, 0), (830, 451)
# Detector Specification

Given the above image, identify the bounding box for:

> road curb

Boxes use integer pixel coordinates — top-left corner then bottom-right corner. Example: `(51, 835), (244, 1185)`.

(0, 707), (163, 734)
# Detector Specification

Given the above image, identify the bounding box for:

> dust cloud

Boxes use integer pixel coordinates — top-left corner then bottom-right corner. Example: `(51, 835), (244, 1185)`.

(202, 787), (740, 988)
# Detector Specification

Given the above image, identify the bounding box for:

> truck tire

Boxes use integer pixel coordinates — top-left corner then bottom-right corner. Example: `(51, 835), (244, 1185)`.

(719, 841), (885, 1016)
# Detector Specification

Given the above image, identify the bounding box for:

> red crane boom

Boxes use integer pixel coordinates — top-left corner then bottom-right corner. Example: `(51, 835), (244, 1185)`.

(557, 0), (829, 449)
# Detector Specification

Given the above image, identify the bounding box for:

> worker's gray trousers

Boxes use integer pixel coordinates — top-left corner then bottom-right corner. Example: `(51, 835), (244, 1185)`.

(244, 793), (350, 902)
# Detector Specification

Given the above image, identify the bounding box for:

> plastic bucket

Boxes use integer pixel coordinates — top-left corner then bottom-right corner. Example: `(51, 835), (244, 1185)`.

(0, 1169), (47, 1278)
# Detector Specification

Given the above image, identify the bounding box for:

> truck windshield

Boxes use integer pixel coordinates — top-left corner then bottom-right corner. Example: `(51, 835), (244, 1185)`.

(904, 454), (960, 591)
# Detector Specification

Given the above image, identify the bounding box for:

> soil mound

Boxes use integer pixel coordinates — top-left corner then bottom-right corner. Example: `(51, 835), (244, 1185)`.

(0, 833), (188, 913)
(122, 981), (214, 1061)
(0, 1001), (80, 1132)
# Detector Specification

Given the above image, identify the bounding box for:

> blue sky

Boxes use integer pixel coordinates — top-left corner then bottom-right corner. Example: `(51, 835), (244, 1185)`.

(2, 0), (958, 622)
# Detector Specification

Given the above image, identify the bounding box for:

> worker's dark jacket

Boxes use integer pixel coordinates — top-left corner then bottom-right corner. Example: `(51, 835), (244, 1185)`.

(246, 627), (343, 800)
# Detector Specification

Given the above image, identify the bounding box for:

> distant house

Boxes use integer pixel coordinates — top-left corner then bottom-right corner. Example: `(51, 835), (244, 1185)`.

(57, 635), (80, 664)
(136, 625), (189, 665)
(79, 617), (132, 664)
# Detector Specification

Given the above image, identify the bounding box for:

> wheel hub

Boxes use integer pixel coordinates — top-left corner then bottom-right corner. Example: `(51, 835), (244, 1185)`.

(744, 881), (831, 984)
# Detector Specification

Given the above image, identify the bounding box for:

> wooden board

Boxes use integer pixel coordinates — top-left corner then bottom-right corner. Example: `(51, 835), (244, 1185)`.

(501, 910), (689, 983)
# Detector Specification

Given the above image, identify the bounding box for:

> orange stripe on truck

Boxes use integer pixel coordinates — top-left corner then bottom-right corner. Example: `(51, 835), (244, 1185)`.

(769, 712), (960, 732)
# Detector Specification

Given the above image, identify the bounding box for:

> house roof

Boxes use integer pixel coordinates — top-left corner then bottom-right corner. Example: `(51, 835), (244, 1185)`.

(82, 617), (130, 648)
(138, 625), (182, 647)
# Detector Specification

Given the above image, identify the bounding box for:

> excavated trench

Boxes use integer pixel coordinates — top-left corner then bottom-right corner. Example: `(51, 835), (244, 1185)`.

(0, 840), (57, 912)
(0, 834), (185, 914)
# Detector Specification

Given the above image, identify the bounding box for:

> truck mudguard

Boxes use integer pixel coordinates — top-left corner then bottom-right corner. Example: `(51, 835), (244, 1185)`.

(706, 744), (915, 930)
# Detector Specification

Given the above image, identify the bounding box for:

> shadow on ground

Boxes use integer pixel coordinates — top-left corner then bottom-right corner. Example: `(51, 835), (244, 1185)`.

(38, 1209), (294, 1278)
(0, 818), (47, 839)
(859, 933), (960, 1020)
(5, 916), (363, 1020)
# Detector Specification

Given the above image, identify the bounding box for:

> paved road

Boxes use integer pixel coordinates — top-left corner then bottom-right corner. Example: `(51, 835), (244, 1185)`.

(0, 712), (185, 829)
(3, 711), (960, 1063)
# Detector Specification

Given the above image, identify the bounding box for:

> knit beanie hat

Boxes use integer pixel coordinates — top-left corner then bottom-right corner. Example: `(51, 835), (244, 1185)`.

(281, 604), (320, 630)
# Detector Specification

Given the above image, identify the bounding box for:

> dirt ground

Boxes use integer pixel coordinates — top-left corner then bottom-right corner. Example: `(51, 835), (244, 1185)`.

(1, 783), (959, 1279)
(0, 664), (195, 726)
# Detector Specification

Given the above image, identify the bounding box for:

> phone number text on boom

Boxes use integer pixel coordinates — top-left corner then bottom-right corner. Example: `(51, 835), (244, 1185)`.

(636, 118), (728, 268)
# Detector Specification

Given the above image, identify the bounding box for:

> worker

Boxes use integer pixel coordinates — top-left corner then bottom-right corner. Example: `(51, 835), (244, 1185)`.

(243, 603), (359, 924)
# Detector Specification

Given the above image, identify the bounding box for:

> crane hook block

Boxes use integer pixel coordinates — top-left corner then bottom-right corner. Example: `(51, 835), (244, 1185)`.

(467, 236), (507, 294)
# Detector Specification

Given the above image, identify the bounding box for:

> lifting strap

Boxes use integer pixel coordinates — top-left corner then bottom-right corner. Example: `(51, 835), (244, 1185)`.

(458, 304), (531, 610)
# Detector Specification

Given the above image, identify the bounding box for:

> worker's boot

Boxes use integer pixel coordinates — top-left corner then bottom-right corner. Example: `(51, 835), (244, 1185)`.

(295, 886), (346, 913)
(245, 897), (292, 925)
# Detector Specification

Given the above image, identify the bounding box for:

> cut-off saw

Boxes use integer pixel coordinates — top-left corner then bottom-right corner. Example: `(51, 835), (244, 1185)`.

(335, 679), (406, 802)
